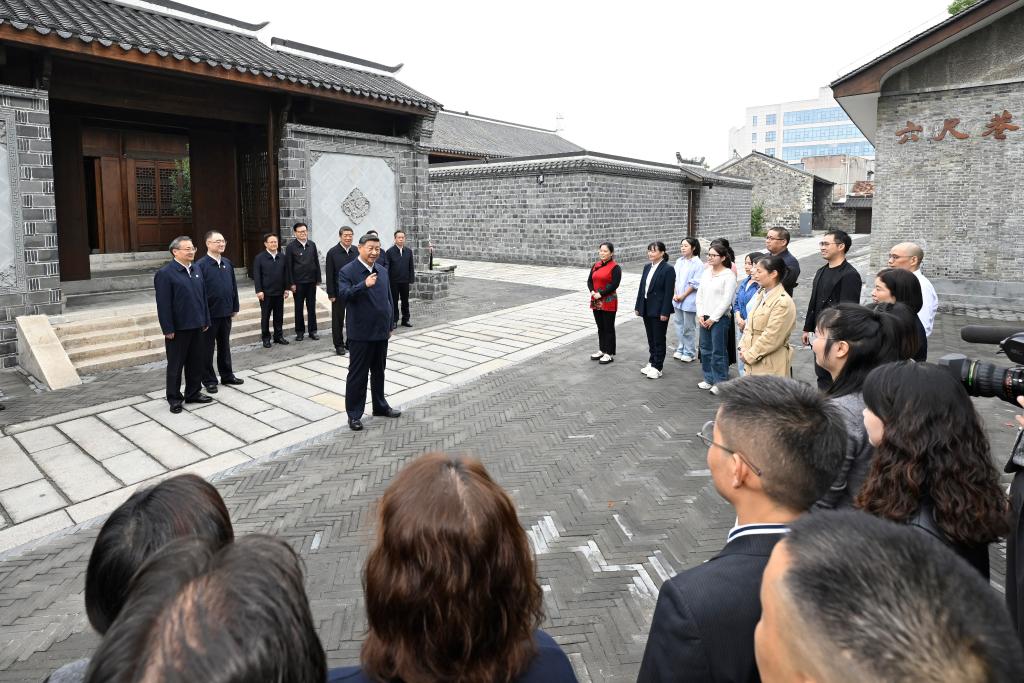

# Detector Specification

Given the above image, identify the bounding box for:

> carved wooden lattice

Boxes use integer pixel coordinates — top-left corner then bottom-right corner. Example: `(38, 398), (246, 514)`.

(158, 168), (177, 217)
(240, 151), (269, 232)
(136, 167), (157, 217)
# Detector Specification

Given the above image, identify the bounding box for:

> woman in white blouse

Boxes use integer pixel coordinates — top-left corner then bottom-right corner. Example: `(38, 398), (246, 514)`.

(695, 239), (738, 394)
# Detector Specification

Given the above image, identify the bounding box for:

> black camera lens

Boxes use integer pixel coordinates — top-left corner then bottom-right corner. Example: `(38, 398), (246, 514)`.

(940, 355), (1024, 403)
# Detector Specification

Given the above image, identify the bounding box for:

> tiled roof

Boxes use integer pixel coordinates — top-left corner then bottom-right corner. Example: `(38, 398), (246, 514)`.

(428, 112), (584, 158)
(850, 180), (875, 196)
(715, 152), (835, 184)
(0, 0), (439, 111)
(843, 196), (873, 209)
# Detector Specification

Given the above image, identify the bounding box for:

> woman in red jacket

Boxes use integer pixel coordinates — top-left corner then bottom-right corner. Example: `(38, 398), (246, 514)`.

(588, 242), (622, 365)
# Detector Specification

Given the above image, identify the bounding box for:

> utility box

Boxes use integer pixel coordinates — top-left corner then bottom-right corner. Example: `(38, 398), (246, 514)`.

(798, 211), (812, 237)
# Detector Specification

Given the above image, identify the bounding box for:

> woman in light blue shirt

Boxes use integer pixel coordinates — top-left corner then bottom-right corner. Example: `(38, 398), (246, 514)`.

(671, 237), (704, 362)
(733, 251), (765, 375)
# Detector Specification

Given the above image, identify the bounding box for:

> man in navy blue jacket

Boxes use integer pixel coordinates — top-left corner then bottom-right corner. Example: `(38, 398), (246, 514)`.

(337, 234), (400, 431)
(284, 222), (321, 341)
(385, 229), (415, 327)
(252, 233), (290, 347)
(196, 231), (244, 393)
(155, 236), (213, 413)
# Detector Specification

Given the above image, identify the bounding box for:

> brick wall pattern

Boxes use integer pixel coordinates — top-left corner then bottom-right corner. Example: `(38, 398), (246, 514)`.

(718, 155), (813, 233)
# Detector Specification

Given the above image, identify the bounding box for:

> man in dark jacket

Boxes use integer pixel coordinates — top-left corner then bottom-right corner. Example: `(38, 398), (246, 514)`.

(252, 233), (290, 348)
(385, 229), (415, 327)
(765, 227), (801, 297)
(284, 222), (321, 341)
(802, 229), (862, 389)
(196, 231), (244, 393)
(155, 236), (212, 413)
(637, 376), (845, 683)
(337, 234), (400, 431)
(326, 226), (358, 355)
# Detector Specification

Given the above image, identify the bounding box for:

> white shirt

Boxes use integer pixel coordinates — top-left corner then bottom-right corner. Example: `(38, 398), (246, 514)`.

(209, 255), (222, 266)
(644, 260), (662, 299)
(358, 256), (375, 273)
(695, 267), (739, 322)
(727, 523), (790, 544)
(913, 269), (938, 337)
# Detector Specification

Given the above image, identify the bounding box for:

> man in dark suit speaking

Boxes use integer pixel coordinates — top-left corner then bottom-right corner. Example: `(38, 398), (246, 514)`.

(637, 376), (846, 683)
(155, 236), (212, 414)
(337, 233), (401, 431)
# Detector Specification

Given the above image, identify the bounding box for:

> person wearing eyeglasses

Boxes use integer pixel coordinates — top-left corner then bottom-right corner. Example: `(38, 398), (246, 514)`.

(802, 230), (862, 390)
(196, 231), (244, 395)
(154, 236), (212, 414)
(886, 242), (938, 337)
(764, 227), (800, 296)
(637, 376), (846, 683)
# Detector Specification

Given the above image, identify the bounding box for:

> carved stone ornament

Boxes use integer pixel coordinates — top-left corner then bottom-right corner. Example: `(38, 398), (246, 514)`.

(341, 188), (371, 225)
(310, 150), (324, 167)
(384, 157), (396, 172)
(0, 120), (6, 145)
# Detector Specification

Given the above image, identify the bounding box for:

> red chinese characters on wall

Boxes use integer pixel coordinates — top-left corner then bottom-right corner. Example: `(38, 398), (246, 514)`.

(896, 111), (1019, 144)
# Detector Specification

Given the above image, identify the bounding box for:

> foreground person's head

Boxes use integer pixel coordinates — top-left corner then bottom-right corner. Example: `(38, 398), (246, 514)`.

(362, 453), (543, 682)
(755, 510), (1023, 683)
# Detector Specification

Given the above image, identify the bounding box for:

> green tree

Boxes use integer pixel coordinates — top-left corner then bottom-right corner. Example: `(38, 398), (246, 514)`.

(171, 158), (192, 219)
(948, 0), (978, 14)
(750, 202), (766, 236)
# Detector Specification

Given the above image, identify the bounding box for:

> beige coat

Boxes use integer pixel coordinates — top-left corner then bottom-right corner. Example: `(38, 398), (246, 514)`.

(740, 285), (796, 377)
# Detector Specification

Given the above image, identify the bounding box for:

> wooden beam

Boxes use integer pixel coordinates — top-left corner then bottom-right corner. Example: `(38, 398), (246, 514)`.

(831, 0), (1021, 97)
(0, 24), (431, 116)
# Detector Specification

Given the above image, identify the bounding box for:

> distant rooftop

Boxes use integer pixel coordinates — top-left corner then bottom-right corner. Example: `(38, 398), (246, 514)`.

(428, 111), (585, 159)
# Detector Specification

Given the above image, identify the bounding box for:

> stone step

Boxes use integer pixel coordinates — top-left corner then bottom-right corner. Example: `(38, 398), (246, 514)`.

(52, 295), (282, 337)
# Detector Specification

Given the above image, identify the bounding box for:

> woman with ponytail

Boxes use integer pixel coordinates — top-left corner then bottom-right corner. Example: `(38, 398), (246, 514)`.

(810, 303), (916, 508)
(858, 361), (1009, 579)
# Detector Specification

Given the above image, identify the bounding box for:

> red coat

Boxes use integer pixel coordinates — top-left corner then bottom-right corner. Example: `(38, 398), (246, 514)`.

(588, 259), (621, 312)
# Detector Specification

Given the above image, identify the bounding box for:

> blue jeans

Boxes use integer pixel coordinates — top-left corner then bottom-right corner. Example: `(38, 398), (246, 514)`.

(735, 322), (746, 376)
(699, 317), (730, 385)
(673, 310), (697, 357)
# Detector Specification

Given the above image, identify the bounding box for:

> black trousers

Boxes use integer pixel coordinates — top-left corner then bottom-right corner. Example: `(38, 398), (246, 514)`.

(331, 298), (347, 349)
(165, 327), (205, 406)
(1008, 469), (1024, 647)
(345, 339), (391, 420)
(643, 317), (669, 370)
(593, 310), (616, 355)
(391, 281), (411, 324)
(260, 295), (284, 341)
(293, 282), (318, 334)
(202, 316), (234, 386)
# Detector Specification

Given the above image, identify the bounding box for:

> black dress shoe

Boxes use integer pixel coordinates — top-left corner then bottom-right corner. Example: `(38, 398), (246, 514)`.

(372, 407), (402, 418)
(185, 394), (214, 404)
(295, 333), (304, 341)
(222, 377), (245, 386)
(170, 404), (183, 414)
(309, 333), (320, 340)
(263, 340), (272, 348)
(275, 337), (290, 345)
(204, 384), (219, 394)
(349, 418), (364, 431)
(401, 321), (413, 328)
(335, 347), (347, 356)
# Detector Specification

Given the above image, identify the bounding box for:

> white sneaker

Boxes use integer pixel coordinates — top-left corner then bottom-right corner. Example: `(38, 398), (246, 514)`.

(591, 351), (604, 360)
(680, 355), (695, 363)
(672, 351), (684, 361)
(640, 363), (652, 374)
(697, 381), (713, 390)
(646, 368), (663, 379)
(709, 385), (721, 395)
(599, 354), (614, 364)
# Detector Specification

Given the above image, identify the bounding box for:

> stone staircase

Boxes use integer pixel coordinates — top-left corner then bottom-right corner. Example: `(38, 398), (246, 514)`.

(51, 292), (329, 374)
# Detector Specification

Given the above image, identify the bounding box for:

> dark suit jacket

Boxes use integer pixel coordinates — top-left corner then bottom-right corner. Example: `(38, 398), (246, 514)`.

(284, 238), (321, 285)
(195, 255), (239, 319)
(634, 261), (676, 318)
(338, 258), (394, 341)
(384, 245), (416, 284)
(803, 260), (861, 332)
(637, 533), (784, 683)
(778, 249), (801, 297)
(326, 243), (359, 298)
(252, 250), (288, 297)
(154, 260), (211, 335)
(326, 630), (577, 683)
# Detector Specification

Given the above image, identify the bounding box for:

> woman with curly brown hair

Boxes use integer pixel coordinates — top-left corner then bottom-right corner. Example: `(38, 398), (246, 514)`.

(329, 453), (576, 683)
(857, 361), (1010, 579)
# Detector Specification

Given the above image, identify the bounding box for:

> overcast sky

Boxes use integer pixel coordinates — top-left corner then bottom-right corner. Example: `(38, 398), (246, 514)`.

(195, 0), (949, 167)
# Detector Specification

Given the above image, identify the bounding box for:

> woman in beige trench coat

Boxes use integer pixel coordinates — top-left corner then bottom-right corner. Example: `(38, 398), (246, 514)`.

(740, 254), (797, 377)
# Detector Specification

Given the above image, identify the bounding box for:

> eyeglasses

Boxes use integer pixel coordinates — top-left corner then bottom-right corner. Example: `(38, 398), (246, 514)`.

(173, 246), (196, 252)
(707, 253), (722, 258)
(765, 236), (784, 241)
(887, 253), (907, 261)
(208, 239), (225, 244)
(819, 241), (836, 247)
(697, 420), (763, 477)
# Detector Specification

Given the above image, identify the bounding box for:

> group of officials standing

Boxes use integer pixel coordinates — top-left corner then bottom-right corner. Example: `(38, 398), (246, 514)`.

(155, 224), (416, 431)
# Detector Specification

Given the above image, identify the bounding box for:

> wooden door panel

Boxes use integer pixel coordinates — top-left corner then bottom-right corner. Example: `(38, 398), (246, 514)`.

(98, 156), (126, 252)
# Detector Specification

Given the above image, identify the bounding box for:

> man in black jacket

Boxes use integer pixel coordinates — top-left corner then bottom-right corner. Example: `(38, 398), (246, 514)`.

(765, 227), (801, 297)
(252, 233), (291, 348)
(637, 376), (845, 683)
(802, 229), (862, 389)
(196, 231), (243, 393)
(284, 222), (321, 341)
(384, 230), (415, 327)
(326, 226), (358, 356)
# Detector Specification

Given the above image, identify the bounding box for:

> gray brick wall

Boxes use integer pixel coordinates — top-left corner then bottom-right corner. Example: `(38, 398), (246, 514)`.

(823, 203), (858, 233)
(718, 155), (812, 233)
(428, 158), (751, 267)
(695, 183), (751, 246)
(0, 86), (57, 368)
